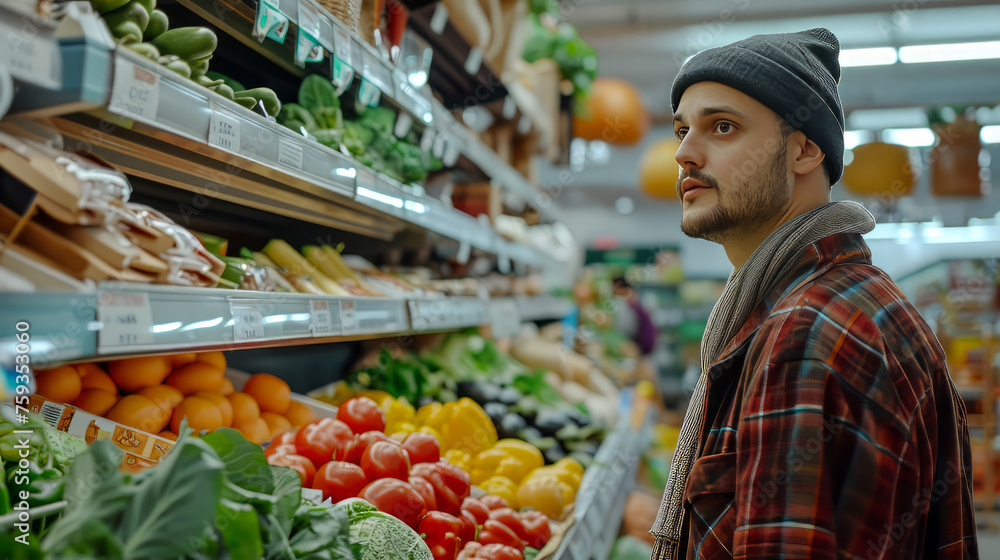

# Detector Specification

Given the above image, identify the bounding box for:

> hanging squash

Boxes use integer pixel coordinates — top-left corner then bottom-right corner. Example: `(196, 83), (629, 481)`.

(573, 78), (650, 145)
(639, 139), (681, 199)
(842, 142), (916, 197)
(930, 115), (985, 196)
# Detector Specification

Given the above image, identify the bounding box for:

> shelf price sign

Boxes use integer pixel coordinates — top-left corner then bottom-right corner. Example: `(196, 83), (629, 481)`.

(109, 56), (160, 122)
(97, 291), (155, 353)
(310, 299), (338, 337)
(231, 303), (264, 342)
(208, 103), (241, 152)
(340, 300), (357, 334)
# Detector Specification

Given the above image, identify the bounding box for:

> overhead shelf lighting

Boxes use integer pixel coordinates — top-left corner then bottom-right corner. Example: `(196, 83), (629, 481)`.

(881, 127), (935, 147)
(898, 40), (1000, 63)
(840, 47), (898, 68)
(982, 125), (1000, 144)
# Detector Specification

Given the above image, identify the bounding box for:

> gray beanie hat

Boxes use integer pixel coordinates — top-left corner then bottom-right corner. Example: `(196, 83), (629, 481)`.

(671, 28), (845, 184)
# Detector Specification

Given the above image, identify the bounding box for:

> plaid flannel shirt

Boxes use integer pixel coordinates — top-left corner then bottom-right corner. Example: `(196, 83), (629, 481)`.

(682, 232), (978, 560)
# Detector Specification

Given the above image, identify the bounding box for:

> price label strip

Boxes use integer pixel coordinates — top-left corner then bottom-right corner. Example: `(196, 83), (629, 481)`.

(362, 50), (393, 96)
(254, 0), (290, 44)
(96, 291), (155, 353)
(340, 300), (357, 335)
(309, 299), (339, 337)
(295, 0), (325, 67)
(109, 56), (160, 122)
(330, 26), (355, 94)
(277, 137), (304, 169)
(208, 103), (242, 152)
(231, 302), (265, 342)
(0, 21), (56, 86)
(358, 79), (381, 108)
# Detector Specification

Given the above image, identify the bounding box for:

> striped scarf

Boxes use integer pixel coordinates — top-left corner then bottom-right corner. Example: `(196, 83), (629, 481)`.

(649, 201), (875, 559)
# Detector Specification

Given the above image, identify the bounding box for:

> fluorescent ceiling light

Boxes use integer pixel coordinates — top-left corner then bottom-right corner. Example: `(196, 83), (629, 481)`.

(881, 128), (935, 147)
(982, 125), (1000, 144)
(840, 47), (897, 67)
(844, 130), (874, 150)
(899, 40), (1000, 63)
(615, 196), (635, 215)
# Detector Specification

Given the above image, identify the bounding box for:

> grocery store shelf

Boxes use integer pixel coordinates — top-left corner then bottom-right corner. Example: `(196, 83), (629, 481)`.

(6, 15), (547, 263)
(0, 284), (574, 366)
(514, 295), (572, 322)
(552, 392), (652, 560)
(175, 0), (557, 221)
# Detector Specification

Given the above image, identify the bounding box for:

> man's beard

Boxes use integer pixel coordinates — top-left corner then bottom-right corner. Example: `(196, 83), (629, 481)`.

(678, 148), (790, 244)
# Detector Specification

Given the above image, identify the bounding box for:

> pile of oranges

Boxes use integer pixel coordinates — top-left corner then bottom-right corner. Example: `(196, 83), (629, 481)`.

(33, 352), (315, 444)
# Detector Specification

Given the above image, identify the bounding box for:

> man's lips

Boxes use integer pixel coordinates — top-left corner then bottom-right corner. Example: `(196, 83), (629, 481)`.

(680, 177), (711, 198)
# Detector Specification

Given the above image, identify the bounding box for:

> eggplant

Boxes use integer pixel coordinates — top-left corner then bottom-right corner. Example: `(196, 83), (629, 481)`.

(518, 426), (543, 443)
(564, 407), (590, 427)
(497, 413), (527, 439)
(456, 380), (502, 404)
(483, 402), (509, 426)
(497, 386), (522, 407)
(534, 409), (571, 438)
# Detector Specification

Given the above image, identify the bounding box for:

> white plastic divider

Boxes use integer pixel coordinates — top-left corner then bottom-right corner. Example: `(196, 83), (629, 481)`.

(0, 3), (61, 90)
(407, 297), (488, 332)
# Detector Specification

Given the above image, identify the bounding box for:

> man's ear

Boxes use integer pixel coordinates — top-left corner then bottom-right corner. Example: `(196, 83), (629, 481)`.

(790, 132), (826, 176)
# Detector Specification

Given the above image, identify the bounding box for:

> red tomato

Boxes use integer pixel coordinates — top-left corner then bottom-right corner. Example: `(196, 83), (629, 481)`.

(359, 478), (427, 528)
(477, 520), (523, 550)
(478, 495), (509, 511)
(361, 441), (411, 481)
(336, 396), (386, 434)
(488, 509), (528, 542)
(409, 475), (438, 511)
(312, 461), (368, 503)
(402, 432), (440, 464)
(269, 453), (316, 487)
(264, 443), (297, 459)
(344, 430), (398, 464)
(458, 509), (478, 545)
(461, 497), (490, 525)
(294, 418), (353, 466)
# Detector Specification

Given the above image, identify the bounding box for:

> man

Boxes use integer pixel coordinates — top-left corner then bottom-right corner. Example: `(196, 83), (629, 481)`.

(649, 29), (978, 559)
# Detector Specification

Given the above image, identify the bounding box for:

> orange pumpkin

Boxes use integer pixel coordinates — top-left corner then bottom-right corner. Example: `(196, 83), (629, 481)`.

(842, 142), (915, 197)
(640, 139), (682, 199)
(573, 78), (650, 145)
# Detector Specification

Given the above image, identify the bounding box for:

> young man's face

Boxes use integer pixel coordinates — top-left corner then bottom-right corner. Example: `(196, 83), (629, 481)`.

(672, 82), (793, 244)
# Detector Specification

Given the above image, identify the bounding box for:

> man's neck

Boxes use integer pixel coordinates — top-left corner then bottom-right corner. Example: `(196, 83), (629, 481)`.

(723, 199), (829, 269)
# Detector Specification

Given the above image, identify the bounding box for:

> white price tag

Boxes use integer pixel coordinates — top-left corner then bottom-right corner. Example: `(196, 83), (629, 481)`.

(340, 300), (356, 334)
(232, 304), (264, 341)
(109, 57), (160, 121)
(310, 299), (334, 336)
(277, 137), (304, 169)
(208, 105), (242, 152)
(97, 291), (154, 352)
(0, 31), (53, 83)
(333, 26), (352, 66)
(489, 298), (520, 338)
(407, 300), (424, 329)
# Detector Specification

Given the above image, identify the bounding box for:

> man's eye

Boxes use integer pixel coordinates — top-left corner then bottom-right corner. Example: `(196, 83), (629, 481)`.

(716, 122), (733, 134)
(675, 128), (687, 140)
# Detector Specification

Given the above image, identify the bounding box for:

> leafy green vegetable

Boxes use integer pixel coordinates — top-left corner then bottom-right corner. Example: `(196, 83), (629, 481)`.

(299, 74), (341, 116)
(339, 499), (432, 560)
(342, 121), (373, 155)
(512, 370), (564, 406)
(216, 498), (264, 560)
(201, 428), (274, 495)
(522, 13), (597, 104)
(270, 465), (302, 537)
(287, 501), (353, 559)
(277, 103), (317, 133)
(313, 106), (344, 131)
(312, 128), (343, 149)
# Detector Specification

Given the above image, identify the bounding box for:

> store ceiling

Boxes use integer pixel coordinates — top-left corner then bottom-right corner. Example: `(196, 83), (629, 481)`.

(567, 0), (1000, 115)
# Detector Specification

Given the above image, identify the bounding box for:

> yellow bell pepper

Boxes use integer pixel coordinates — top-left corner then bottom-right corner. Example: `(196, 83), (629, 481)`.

(439, 398), (497, 456)
(551, 457), (584, 490)
(442, 448), (472, 472)
(479, 475), (519, 509)
(359, 390), (395, 411)
(415, 402), (449, 430)
(418, 425), (442, 441)
(386, 421), (418, 442)
(386, 397), (415, 426)
(517, 471), (575, 519)
(471, 440), (543, 485)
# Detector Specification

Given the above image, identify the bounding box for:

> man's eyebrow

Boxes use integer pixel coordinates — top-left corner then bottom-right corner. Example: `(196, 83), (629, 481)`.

(673, 105), (748, 124)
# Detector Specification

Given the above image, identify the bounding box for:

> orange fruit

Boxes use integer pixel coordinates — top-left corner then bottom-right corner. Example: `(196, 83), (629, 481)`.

(243, 373), (291, 414)
(196, 351), (226, 372)
(106, 394), (170, 434)
(260, 412), (292, 439)
(158, 430), (178, 441)
(35, 366), (83, 404)
(108, 356), (172, 393)
(75, 362), (106, 379)
(284, 400), (316, 428)
(165, 362), (225, 395)
(228, 392), (261, 426)
(195, 392), (234, 427)
(78, 367), (117, 394)
(220, 377), (235, 396)
(171, 396), (224, 434)
(234, 416), (270, 444)
(169, 353), (198, 368)
(137, 385), (184, 413)
(73, 389), (118, 416)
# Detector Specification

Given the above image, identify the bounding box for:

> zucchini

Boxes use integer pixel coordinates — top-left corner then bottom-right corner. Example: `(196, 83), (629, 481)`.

(234, 88), (281, 117)
(152, 27), (218, 62)
(189, 57), (211, 79)
(102, 0), (149, 34)
(126, 42), (160, 60)
(157, 55), (192, 78)
(135, 0), (156, 12)
(143, 9), (168, 41)
(111, 20), (143, 44)
(196, 75), (225, 89)
(205, 71), (245, 93)
(89, 0), (130, 14)
(210, 83), (235, 101)
(233, 96), (257, 110)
